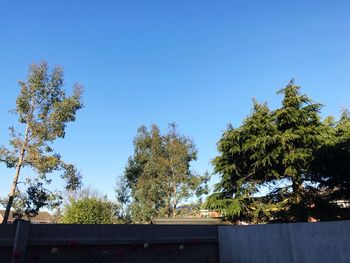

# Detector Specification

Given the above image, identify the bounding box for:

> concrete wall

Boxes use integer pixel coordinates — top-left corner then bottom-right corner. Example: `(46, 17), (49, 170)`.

(218, 221), (350, 263)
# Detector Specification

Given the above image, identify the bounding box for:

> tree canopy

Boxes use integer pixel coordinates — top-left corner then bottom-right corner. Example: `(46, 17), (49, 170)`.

(119, 123), (209, 223)
(60, 189), (117, 224)
(207, 81), (350, 223)
(0, 61), (83, 223)
(310, 110), (350, 202)
(2, 64), (349, 225)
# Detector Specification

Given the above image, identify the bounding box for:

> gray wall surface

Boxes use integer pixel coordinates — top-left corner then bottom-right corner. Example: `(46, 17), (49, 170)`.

(0, 222), (219, 263)
(2, 220), (350, 263)
(218, 221), (350, 263)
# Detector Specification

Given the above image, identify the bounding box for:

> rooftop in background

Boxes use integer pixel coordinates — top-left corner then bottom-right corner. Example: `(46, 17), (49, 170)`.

(0, 210), (53, 224)
(151, 218), (231, 225)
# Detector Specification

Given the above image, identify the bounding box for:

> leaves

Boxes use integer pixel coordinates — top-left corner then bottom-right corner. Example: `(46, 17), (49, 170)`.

(61, 193), (117, 224)
(208, 81), (349, 223)
(122, 123), (208, 223)
(0, 61), (83, 220)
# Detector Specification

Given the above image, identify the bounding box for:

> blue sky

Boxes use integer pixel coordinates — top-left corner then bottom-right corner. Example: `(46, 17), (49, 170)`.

(1, 1), (350, 202)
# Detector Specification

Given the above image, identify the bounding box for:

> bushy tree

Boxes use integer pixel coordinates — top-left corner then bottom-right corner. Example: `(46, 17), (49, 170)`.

(61, 190), (116, 224)
(275, 82), (322, 206)
(122, 124), (209, 223)
(0, 62), (83, 223)
(207, 100), (282, 221)
(208, 81), (349, 223)
(310, 110), (350, 202)
(114, 175), (131, 223)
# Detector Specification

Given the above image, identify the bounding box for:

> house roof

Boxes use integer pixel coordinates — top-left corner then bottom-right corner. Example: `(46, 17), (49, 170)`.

(0, 210), (53, 223)
(151, 217), (231, 225)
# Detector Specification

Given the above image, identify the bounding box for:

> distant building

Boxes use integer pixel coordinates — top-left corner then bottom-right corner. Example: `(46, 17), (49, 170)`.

(199, 209), (221, 218)
(175, 205), (222, 218)
(151, 218), (231, 225)
(0, 210), (53, 224)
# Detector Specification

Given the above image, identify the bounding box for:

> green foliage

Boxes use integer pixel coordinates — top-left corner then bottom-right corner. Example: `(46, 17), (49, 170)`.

(0, 61), (83, 222)
(208, 99), (282, 221)
(0, 179), (63, 219)
(208, 80), (349, 223)
(61, 192), (116, 224)
(275, 81), (323, 206)
(114, 175), (131, 223)
(122, 123), (209, 223)
(310, 110), (350, 201)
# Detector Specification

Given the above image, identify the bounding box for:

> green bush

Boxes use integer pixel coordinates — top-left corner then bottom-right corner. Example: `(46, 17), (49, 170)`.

(61, 197), (116, 224)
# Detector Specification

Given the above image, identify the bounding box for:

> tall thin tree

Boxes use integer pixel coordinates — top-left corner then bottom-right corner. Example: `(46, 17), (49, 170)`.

(0, 62), (83, 224)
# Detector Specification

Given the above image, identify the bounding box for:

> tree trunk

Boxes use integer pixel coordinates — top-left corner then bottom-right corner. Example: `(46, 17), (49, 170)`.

(292, 175), (303, 204)
(172, 184), (177, 218)
(166, 188), (171, 218)
(2, 125), (29, 224)
(2, 148), (25, 224)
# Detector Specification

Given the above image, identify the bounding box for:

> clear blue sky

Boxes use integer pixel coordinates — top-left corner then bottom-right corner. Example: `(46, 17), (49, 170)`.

(1, 1), (349, 202)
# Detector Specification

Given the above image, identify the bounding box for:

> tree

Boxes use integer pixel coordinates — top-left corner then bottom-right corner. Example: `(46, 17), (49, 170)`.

(61, 189), (117, 224)
(0, 62), (83, 224)
(275, 81), (322, 207)
(310, 110), (350, 202)
(207, 100), (282, 222)
(0, 178), (63, 220)
(207, 81), (333, 222)
(122, 124), (209, 223)
(114, 175), (131, 223)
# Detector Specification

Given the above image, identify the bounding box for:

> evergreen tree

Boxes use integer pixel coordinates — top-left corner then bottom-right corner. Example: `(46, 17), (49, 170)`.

(208, 81), (331, 222)
(208, 100), (280, 221)
(275, 81), (322, 204)
(310, 110), (350, 202)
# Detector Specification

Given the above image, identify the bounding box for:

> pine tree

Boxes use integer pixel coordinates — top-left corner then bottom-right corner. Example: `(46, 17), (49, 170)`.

(310, 110), (350, 202)
(274, 81), (323, 220)
(207, 100), (281, 221)
(208, 81), (326, 222)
